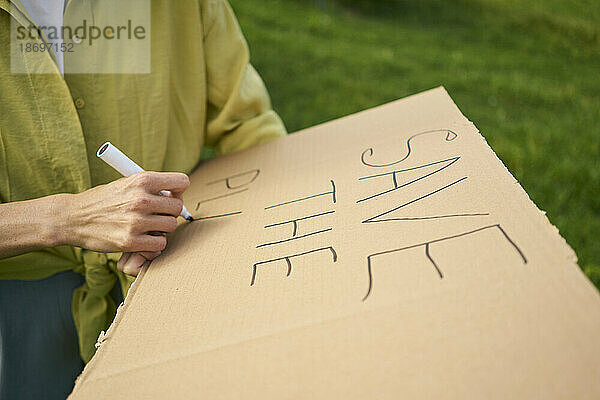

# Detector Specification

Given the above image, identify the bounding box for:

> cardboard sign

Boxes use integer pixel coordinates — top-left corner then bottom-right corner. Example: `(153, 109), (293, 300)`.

(69, 87), (600, 399)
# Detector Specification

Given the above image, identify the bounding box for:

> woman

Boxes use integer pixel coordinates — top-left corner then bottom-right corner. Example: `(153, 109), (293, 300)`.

(0, 0), (286, 398)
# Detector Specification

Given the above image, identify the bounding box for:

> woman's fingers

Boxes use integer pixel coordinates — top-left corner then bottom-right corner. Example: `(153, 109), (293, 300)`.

(138, 251), (162, 260)
(117, 251), (162, 276)
(144, 215), (178, 234)
(128, 214), (177, 235)
(117, 252), (133, 270)
(128, 171), (190, 196)
(120, 233), (166, 253)
(119, 252), (148, 276)
(128, 194), (183, 217)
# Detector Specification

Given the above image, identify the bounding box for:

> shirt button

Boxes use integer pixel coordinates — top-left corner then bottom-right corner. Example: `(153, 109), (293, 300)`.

(74, 98), (85, 109)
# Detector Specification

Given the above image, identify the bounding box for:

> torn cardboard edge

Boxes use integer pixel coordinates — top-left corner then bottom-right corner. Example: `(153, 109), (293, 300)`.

(455, 120), (579, 266)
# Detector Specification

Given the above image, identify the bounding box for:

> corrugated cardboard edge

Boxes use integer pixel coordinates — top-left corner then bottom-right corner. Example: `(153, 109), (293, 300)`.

(69, 263), (151, 397)
(454, 114), (579, 267)
(434, 87), (579, 269)
(69, 86), (595, 397)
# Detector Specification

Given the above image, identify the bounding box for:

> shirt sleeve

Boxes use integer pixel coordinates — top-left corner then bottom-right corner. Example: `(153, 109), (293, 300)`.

(201, 0), (287, 155)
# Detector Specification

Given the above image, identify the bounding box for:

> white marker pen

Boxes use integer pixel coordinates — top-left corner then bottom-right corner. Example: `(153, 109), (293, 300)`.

(96, 141), (194, 221)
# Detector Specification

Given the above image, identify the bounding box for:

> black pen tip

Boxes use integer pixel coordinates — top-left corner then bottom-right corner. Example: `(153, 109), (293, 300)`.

(185, 216), (195, 222)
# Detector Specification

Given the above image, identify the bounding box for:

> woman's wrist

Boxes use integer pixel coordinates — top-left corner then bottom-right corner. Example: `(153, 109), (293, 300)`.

(40, 193), (77, 248)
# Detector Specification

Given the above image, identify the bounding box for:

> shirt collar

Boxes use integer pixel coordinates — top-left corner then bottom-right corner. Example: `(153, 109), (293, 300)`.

(0, 0), (38, 28)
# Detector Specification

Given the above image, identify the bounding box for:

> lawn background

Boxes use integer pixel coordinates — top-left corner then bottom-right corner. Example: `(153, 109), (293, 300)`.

(225, 0), (600, 289)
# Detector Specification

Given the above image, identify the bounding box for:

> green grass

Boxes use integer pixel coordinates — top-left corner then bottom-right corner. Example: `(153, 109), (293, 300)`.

(226, 0), (600, 288)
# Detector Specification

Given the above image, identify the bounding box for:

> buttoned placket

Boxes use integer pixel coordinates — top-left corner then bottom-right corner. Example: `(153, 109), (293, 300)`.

(2, 0), (96, 113)
(64, 0), (95, 116)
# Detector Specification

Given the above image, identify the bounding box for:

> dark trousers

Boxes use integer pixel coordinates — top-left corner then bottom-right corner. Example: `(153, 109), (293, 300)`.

(0, 270), (122, 399)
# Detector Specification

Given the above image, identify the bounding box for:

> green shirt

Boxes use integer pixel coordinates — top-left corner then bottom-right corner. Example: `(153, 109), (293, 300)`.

(0, 0), (286, 362)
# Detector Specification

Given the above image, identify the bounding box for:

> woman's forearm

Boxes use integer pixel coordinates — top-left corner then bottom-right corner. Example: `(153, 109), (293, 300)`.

(0, 193), (71, 259)
(0, 172), (190, 261)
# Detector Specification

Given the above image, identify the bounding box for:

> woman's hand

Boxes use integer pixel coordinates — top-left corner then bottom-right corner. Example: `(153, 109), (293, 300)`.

(0, 171), (190, 262)
(62, 171), (190, 253)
